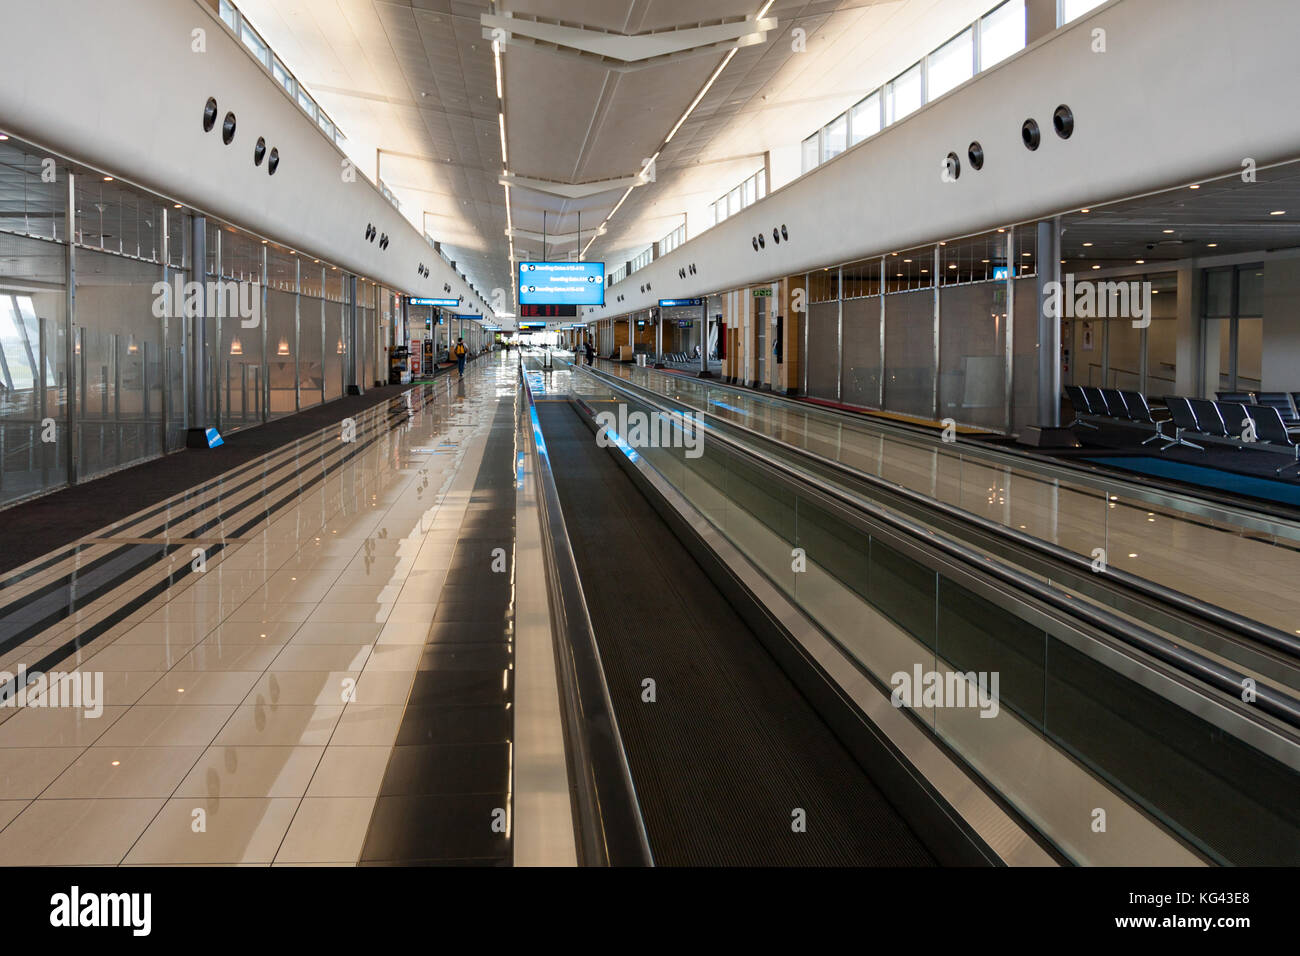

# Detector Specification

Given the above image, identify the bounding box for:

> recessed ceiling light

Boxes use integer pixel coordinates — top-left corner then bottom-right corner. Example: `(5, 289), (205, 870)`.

(0, 133), (9, 141)
(1162, 229), (1175, 234)
(103, 176), (113, 182)
(1189, 184), (1200, 190)
(1136, 259), (1145, 264)
(1207, 243), (1218, 248)
(1080, 208), (1090, 214)
(1271, 210), (1286, 216)
(1092, 265), (1101, 270)
(173, 203), (182, 209)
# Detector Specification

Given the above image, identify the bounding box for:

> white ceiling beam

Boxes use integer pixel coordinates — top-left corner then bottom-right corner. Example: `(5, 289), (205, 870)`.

(499, 172), (645, 199)
(481, 13), (777, 70)
(506, 226), (607, 245)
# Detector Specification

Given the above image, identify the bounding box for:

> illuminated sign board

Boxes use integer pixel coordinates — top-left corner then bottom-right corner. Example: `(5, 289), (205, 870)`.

(521, 303), (577, 318)
(659, 298), (703, 308)
(409, 297), (459, 307)
(519, 262), (605, 306)
(454, 314), (480, 320)
(518, 322), (548, 331)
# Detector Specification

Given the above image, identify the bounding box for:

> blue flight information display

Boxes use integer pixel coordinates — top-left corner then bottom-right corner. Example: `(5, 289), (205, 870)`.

(518, 261), (605, 306)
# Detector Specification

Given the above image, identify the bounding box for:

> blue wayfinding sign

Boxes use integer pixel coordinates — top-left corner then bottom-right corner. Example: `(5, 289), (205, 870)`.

(205, 427), (224, 448)
(519, 261), (605, 306)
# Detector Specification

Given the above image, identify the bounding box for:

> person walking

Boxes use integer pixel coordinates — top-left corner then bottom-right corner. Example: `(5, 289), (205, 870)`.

(583, 336), (595, 366)
(454, 337), (468, 378)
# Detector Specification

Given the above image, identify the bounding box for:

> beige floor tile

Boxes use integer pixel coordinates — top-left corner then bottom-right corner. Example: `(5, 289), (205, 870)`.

(44, 746), (204, 798)
(375, 621), (432, 645)
(329, 705), (404, 746)
(245, 671), (358, 707)
(225, 602), (315, 623)
(305, 603), (393, 624)
(136, 670), (262, 706)
(174, 745), (324, 799)
(270, 644), (372, 672)
(111, 621), (211, 647)
(288, 622), (383, 645)
(122, 797), (299, 864)
(351, 670), (416, 706)
(0, 797), (165, 865)
(305, 745), (391, 798)
(94, 704), (235, 748)
(201, 620), (302, 645)
(275, 797), (376, 864)
(175, 642), (282, 672)
(83, 642), (183, 672)
(0, 799), (29, 830)
(214, 704), (343, 747)
(0, 748), (81, 799)
(0, 706), (128, 748)
(384, 602), (439, 623)
(364, 644), (425, 672)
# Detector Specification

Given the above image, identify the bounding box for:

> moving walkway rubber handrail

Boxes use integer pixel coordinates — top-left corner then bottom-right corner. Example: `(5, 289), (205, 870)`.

(583, 362), (1300, 666)
(573, 366), (1300, 734)
(595, 358), (1300, 544)
(518, 363), (654, 867)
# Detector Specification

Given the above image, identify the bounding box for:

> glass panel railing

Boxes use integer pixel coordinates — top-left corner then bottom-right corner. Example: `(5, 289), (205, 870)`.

(589, 361), (1300, 642)
(568, 377), (1300, 866)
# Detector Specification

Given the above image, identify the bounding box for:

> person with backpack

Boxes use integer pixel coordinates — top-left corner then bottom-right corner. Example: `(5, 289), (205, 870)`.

(454, 337), (468, 378)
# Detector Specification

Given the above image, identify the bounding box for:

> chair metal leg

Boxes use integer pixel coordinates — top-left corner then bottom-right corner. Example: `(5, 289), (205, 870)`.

(1276, 448), (1300, 476)
(1067, 415), (1099, 430)
(1142, 420), (1173, 446)
(1159, 427), (1202, 452)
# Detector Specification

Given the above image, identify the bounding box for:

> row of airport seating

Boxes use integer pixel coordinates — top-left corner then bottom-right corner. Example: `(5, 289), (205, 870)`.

(1064, 384), (1300, 475)
(661, 352), (698, 364)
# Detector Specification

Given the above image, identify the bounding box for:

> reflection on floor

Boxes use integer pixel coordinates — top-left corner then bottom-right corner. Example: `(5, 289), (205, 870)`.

(0, 355), (518, 865)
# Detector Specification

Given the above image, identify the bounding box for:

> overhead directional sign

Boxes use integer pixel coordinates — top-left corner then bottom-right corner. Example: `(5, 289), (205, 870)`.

(409, 297), (459, 307)
(659, 298), (703, 308)
(519, 261), (605, 306)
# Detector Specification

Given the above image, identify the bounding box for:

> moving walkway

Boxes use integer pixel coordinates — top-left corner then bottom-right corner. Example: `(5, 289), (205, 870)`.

(520, 356), (1300, 866)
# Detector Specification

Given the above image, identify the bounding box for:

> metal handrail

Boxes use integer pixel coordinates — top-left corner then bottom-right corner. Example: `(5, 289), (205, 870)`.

(573, 364), (1300, 734)
(517, 361), (653, 866)
(584, 362), (1300, 663)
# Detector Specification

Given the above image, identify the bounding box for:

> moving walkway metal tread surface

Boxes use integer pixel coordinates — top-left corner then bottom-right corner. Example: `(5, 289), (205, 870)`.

(536, 401), (935, 866)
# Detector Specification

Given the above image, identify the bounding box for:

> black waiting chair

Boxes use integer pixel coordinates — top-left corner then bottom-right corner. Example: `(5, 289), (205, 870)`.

(1217, 390), (1256, 405)
(1159, 397), (1205, 451)
(1256, 392), (1300, 427)
(1102, 388), (1132, 420)
(1063, 385), (1100, 429)
(1083, 386), (1114, 418)
(1187, 398), (1230, 438)
(1216, 401), (1254, 443)
(1245, 405), (1300, 475)
(1120, 391), (1175, 445)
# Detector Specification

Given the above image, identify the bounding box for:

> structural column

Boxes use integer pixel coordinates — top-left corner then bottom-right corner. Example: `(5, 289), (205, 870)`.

(698, 299), (712, 377)
(185, 215), (211, 447)
(1024, 216), (1076, 447)
(346, 274), (361, 395)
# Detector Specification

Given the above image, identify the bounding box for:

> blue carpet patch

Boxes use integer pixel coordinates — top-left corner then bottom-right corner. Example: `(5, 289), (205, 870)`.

(1084, 456), (1300, 507)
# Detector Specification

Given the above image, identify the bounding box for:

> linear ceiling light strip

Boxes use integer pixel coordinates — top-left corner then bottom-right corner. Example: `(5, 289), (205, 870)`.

(580, 0), (771, 261)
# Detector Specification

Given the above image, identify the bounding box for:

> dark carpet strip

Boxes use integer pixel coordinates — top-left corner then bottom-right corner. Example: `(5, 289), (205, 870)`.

(359, 398), (518, 866)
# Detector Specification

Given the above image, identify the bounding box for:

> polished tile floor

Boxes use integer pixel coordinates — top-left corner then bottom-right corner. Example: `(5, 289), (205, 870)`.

(0, 356), (521, 865)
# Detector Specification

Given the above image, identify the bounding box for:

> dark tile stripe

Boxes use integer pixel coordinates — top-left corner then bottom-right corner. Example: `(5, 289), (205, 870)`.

(360, 398), (518, 865)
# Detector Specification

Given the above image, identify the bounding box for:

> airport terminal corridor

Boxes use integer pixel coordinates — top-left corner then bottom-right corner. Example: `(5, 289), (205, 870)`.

(0, 0), (1296, 939)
